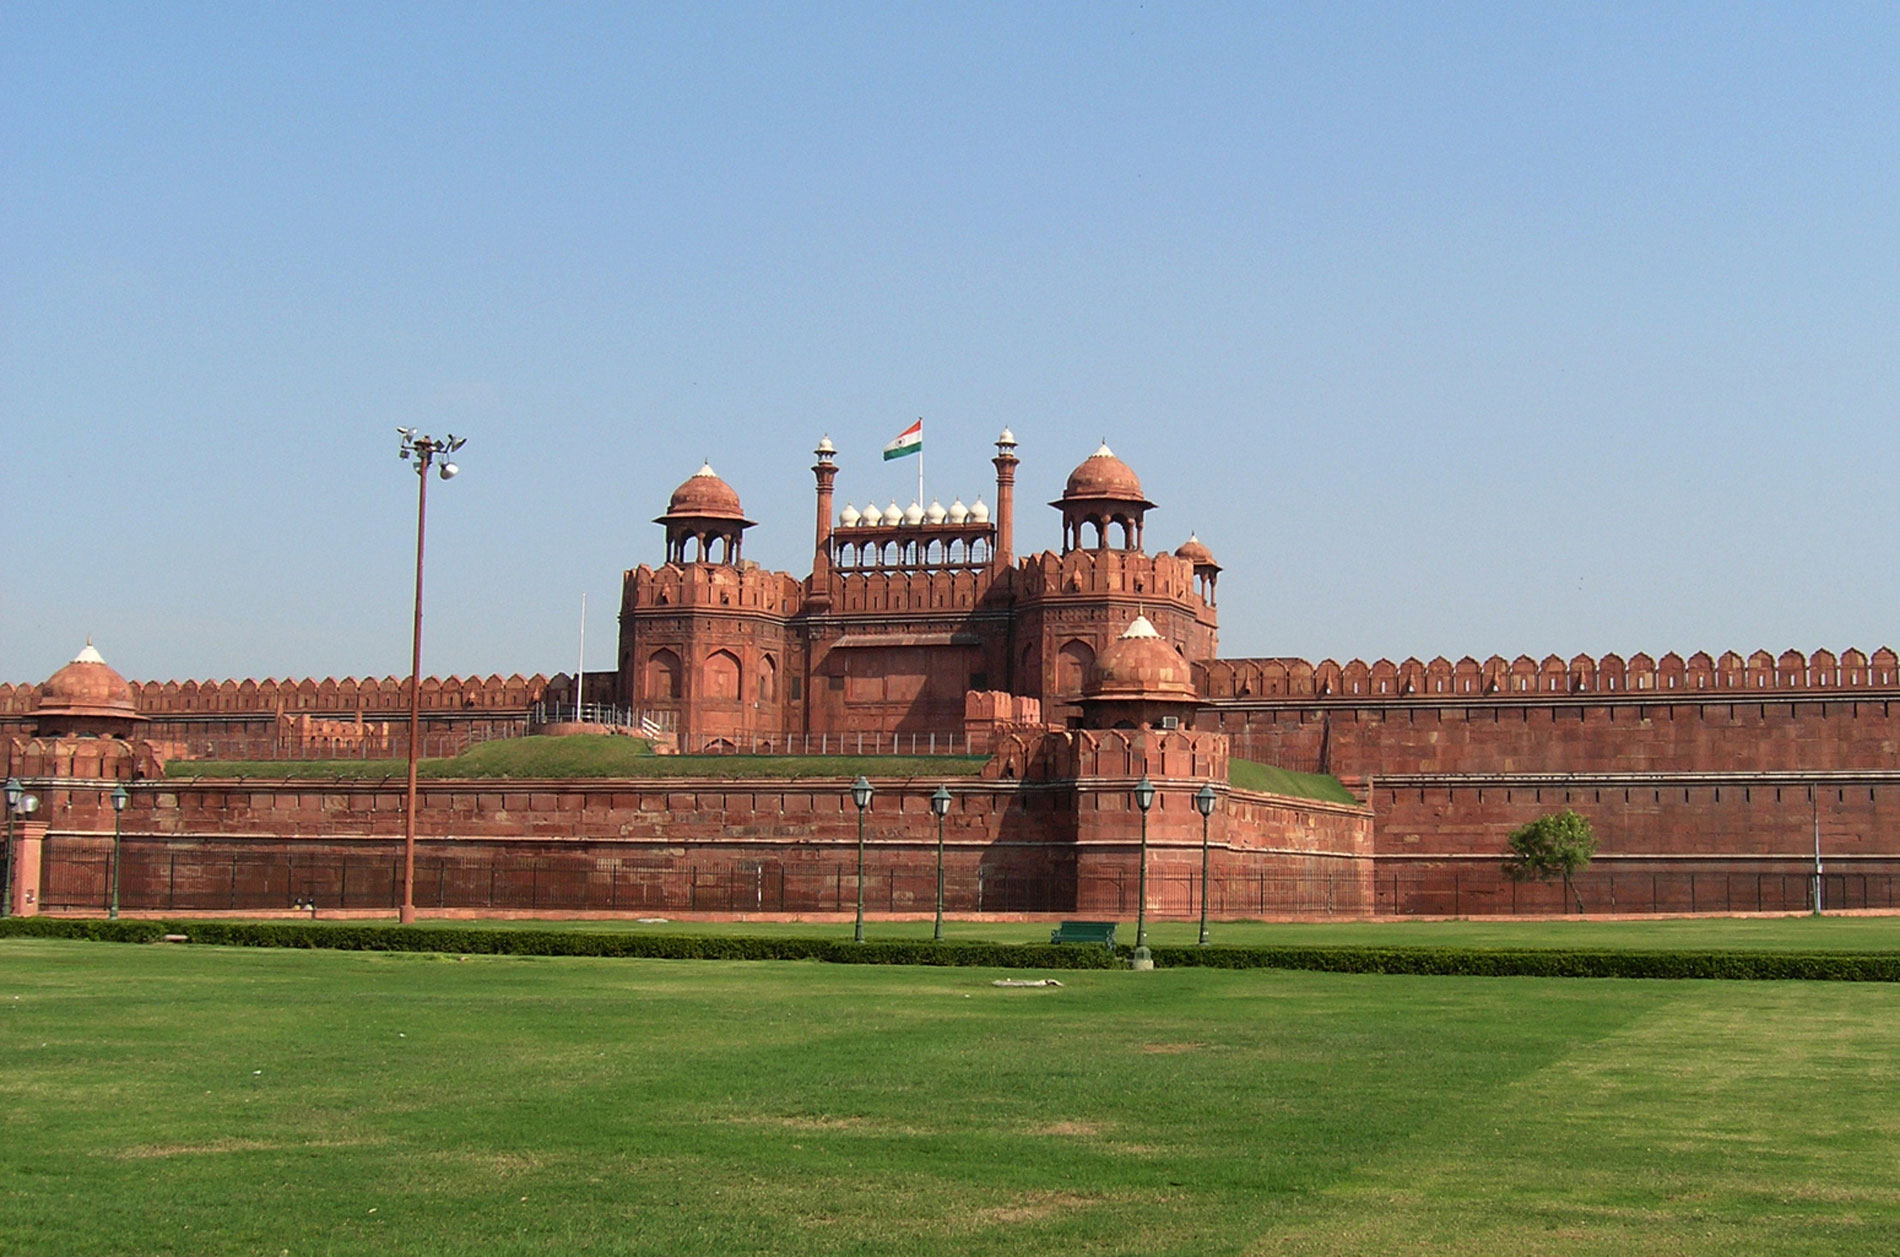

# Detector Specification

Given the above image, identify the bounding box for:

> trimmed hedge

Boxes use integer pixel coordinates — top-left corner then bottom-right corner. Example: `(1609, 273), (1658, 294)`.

(1146, 944), (1900, 982)
(7, 918), (1900, 980)
(153, 921), (1124, 970)
(0, 917), (169, 944)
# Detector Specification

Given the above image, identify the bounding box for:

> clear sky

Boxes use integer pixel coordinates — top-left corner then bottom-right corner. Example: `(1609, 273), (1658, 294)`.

(4, 3), (1897, 685)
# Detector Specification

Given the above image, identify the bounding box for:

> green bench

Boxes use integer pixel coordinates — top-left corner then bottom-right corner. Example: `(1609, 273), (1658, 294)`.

(1049, 920), (1118, 949)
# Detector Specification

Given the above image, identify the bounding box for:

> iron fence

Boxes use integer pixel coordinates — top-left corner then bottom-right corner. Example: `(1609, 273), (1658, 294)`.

(33, 839), (1900, 918)
(36, 846), (1076, 915)
(1379, 866), (1900, 916)
(683, 731), (978, 757)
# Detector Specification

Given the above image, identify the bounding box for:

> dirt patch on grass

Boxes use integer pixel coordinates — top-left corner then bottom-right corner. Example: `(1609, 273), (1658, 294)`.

(723, 1112), (932, 1136)
(112, 1137), (375, 1160)
(976, 1190), (1099, 1224)
(1140, 1042), (1204, 1054)
(1028, 1120), (1107, 1137)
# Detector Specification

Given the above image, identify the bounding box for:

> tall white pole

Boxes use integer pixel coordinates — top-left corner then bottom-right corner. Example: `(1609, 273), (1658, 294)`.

(577, 592), (586, 722)
(1812, 785), (1823, 916)
(917, 418), (925, 506)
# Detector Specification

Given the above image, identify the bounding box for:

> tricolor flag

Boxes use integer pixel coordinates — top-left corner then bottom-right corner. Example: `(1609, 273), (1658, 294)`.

(882, 419), (923, 461)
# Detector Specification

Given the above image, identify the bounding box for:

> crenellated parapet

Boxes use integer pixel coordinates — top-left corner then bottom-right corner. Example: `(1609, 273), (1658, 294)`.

(981, 725), (1227, 784)
(1016, 546), (1205, 608)
(623, 562), (803, 616)
(59, 673), (559, 717)
(1198, 647), (1900, 701)
(3, 734), (161, 783)
(822, 565), (998, 616)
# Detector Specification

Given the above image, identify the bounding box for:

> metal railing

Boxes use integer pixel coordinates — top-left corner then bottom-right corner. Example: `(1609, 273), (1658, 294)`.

(683, 731), (977, 757)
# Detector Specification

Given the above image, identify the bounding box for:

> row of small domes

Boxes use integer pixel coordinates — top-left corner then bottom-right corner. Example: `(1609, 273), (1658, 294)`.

(839, 499), (990, 528)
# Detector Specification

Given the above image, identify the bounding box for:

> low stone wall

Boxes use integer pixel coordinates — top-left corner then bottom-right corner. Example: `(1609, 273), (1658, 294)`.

(27, 771), (1374, 919)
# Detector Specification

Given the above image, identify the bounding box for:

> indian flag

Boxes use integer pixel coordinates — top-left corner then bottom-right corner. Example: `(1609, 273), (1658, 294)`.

(882, 419), (923, 461)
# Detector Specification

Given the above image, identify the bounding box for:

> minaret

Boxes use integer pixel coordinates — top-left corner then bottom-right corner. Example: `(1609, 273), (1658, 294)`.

(809, 436), (838, 606)
(991, 427), (1018, 574)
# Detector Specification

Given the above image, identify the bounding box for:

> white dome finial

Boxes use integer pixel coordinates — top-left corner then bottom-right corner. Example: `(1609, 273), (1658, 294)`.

(1120, 615), (1160, 640)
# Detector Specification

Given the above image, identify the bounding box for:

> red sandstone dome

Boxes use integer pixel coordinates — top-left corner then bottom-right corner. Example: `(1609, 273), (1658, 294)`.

(37, 643), (140, 721)
(1085, 616), (1198, 701)
(1058, 443), (1151, 504)
(657, 463), (752, 523)
(1173, 533), (1219, 569)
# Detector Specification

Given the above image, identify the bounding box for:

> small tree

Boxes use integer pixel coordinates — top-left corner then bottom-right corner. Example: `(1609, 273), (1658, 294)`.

(1503, 809), (1597, 914)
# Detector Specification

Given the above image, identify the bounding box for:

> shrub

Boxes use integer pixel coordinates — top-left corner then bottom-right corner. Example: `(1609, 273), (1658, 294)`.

(0, 917), (168, 944)
(154, 922), (1123, 969)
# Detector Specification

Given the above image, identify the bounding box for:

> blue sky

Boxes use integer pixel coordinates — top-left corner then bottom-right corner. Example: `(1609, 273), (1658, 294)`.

(4, 3), (1897, 684)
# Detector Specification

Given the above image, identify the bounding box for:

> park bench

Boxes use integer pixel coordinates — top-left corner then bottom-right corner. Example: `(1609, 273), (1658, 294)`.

(1049, 920), (1118, 949)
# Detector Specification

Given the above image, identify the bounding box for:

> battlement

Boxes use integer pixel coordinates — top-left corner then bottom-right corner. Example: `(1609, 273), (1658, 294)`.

(823, 565), (1000, 616)
(1016, 547), (1207, 607)
(0, 673), (557, 719)
(982, 725), (1228, 784)
(1199, 647), (1900, 702)
(623, 562), (804, 615)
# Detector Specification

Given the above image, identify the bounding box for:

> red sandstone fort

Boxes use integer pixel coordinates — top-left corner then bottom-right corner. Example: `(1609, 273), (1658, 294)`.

(6, 434), (1898, 919)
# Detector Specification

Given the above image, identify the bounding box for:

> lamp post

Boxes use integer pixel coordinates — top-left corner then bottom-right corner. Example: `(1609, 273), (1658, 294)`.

(395, 428), (464, 925)
(851, 775), (873, 942)
(1194, 783), (1219, 945)
(930, 785), (952, 942)
(109, 784), (129, 920)
(3, 785), (38, 918)
(3, 777), (21, 919)
(1133, 775), (1156, 953)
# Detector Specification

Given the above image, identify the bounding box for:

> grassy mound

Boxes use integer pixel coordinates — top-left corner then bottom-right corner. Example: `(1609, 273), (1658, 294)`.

(1228, 757), (1359, 804)
(164, 735), (985, 781)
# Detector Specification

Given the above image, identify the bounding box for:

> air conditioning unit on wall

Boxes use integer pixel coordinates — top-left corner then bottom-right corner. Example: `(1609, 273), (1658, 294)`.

(1160, 715), (1180, 730)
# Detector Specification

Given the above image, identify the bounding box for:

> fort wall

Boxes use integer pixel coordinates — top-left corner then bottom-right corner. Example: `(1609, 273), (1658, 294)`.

(1371, 773), (1900, 916)
(1200, 647), (1899, 704)
(24, 727), (1374, 919)
(1211, 695), (1900, 778)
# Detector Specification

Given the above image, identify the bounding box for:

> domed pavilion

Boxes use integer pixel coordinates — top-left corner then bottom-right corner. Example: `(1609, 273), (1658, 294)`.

(1079, 615), (1202, 730)
(655, 463), (754, 565)
(1052, 443), (1155, 553)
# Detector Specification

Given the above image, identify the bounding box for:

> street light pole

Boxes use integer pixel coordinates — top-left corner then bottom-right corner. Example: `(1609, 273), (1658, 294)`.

(109, 784), (129, 920)
(1195, 782), (1218, 946)
(1133, 775), (1155, 952)
(852, 776), (874, 943)
(3, 787), (37, 918)
(395, 429), (464, 926)
(2, 777), (20, 919)
(930, 785), (952, 942)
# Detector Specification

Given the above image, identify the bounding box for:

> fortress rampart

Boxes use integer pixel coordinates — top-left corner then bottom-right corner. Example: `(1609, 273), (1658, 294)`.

(1199, 647), (1899, 702)
(20, 726), (1374, 919)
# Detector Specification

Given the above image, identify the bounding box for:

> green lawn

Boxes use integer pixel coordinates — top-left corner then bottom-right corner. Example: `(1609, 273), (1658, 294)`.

(159, 737), (1348, 799)
(163, 735), (986, 781)
(1228, 757), (1360, 803)
(5, 939), (1899, 1254)
(400, 914), (1900, 953)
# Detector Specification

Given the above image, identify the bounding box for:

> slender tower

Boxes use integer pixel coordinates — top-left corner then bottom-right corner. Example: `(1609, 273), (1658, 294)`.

(809, 436), (838, 608)
(991, 427), (1018, 574)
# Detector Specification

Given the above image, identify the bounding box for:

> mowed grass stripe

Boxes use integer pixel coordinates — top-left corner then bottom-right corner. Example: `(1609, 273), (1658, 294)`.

(3, 942), (1895, 1255)
(1258, 981), (1900, 1255)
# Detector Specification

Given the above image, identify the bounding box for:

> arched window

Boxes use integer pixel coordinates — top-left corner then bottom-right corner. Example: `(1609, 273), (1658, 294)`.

(1057, 640), (1095, 696)
(647, 649), (682, 701)
(705, 650), (742, 701)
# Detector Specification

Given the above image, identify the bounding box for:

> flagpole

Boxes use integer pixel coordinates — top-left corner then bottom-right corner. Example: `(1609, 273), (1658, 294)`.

(917, 418), (925, 505)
